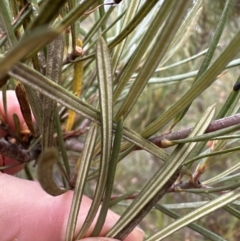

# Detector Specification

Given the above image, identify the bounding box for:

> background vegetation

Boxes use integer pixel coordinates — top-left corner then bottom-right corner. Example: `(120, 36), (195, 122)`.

(1, 0), (240, 240)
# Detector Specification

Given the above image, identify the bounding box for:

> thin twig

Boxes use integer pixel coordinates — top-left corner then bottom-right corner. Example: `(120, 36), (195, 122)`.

(66, 114), (240, 152)
(140, 114), (240, 149)
(0, 138), (40, 163)
(1, 115), (240, 164)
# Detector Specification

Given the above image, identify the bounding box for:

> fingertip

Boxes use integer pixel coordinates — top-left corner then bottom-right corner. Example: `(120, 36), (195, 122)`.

(0, 174), (145, 241)
(0, 90), (34, 174)
(0, 90), (26, 133)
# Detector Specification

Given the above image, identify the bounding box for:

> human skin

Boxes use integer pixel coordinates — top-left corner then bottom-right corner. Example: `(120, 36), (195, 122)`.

(0, 91), (26, 174)
(0, 91), (144, 241)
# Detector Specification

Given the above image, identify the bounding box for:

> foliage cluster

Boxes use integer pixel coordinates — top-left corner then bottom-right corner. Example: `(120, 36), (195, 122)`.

(1, 0), (240, 240)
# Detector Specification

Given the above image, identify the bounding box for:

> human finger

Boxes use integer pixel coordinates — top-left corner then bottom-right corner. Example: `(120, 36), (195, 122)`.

(0, 173), (144, 241)
(0, 90), (26, 136)
(0, 90), (30, 174)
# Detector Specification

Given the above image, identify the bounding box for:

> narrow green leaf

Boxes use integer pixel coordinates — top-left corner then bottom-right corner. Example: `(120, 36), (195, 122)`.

(92, 118), (123, 236)
(84, 6), (115, 47)
(204, 161), (240, 185)
(67, 0), (76, 51)
(113, 0), (176, 104)
(109, 191), (137, 208)
(58, 0), (96, 31)
(172, 123), (240, 144)
(9, 63), (99, 121)
(42, 35), (64, 148)
(55, 108), (70, 177)
(182, 181), (240, 194)
(0, 28), (60, 85)
(28, 0), (67, 30)
(161, 0), (203, 65)
(37, 147), (69, 196)
(65, 124), (98, 241)
(147, 190), (240, 241)
(174, 0), (233, 125)
(155, 204), (226, 241)
(222, 202), (240, 220)
(0, 0), (17, 46)
(109, 0), (159, 49)
(76, 35), (113, 239)
(141, 31), (240, 139)
(111, 0), (141, 71)
(0, 4), (33, 47)
(185, 145), (240, 166)
(155, 47), (210, 72)
(115, 0), (191, 120)
(24, 85), (43, 133)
